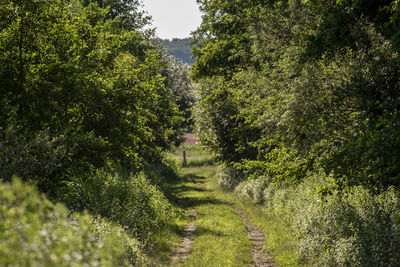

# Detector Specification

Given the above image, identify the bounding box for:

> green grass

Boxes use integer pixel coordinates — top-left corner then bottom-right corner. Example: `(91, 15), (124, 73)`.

(177, 144), (203, 151)
(147, 215), (190, 265)
(167, 147), (214, 168)
(153, 144), (303, 266)
(195, 168), (303, 267)
(205, 172), (305, 267)
(148, 165), (254, 266)
(168, 167), (253, 266)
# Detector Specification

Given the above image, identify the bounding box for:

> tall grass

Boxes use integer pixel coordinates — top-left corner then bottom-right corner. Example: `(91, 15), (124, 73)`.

(63, 169), (174, 241)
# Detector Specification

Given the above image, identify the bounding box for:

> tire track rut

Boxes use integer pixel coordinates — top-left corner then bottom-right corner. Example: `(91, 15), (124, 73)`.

(229, 204), (275, 267)
(170, 195), (200, 265)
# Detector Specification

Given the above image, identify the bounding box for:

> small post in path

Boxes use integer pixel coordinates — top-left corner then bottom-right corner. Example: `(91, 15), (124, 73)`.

(182, 150), (187, 168)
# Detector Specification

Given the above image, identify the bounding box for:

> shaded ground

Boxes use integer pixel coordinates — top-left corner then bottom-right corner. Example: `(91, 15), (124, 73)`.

(169, 208), (199, 265)
(167, 166), (275, 266)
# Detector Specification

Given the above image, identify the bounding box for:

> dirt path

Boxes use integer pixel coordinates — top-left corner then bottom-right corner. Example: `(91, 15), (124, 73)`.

(169, 200), (200, 264)
(230, 205), (275, 267)
(167, 168), (275, 266)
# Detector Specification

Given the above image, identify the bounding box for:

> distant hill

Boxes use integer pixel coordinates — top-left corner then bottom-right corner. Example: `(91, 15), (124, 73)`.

(162, 38), (195, 65)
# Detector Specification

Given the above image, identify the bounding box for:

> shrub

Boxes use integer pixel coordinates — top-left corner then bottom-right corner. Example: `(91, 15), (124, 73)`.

(219, 165), (247, 189)
(235, 176), (271, 204)
(0, 178), (144, 266)
(0, 127), (69, 192)
(290, 181), (400, 266)
(63, 169), (174, 241)
(235, 173), (400, 266)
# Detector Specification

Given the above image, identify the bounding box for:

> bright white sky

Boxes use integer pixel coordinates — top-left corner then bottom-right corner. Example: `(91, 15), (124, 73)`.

(142, 0), (202, 39)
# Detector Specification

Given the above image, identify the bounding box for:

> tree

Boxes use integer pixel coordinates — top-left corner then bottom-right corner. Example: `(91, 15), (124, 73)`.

(0, 0), (184, 192)
(84, 0), (150, 30)
(192, 0), (400, 189)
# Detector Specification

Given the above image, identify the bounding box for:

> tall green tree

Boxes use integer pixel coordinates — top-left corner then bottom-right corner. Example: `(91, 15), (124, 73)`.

(192, 0), (400, 189)
(0, 0), (184, 192)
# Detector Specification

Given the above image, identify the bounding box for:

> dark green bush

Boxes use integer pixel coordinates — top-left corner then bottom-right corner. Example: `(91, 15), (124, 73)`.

(0, 127), (69, 191)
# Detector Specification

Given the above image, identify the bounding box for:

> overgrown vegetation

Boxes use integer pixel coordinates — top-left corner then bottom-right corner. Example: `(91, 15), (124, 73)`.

(0, 0), (193, 264)
(0, 0), (193, 190)
(63, 170), (174, 240)
(3, 0), (400, 265)
(0, 178), (145, 266)
(192, 0), (400, 265)
(235, 174), (400, 266)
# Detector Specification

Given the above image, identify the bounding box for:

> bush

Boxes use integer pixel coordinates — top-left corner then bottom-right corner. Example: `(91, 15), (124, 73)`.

(63, 169), (174, 241)
(235, 176), (271, 204)
(235, 173), (400, 266)
(293, 182), (400, 266)
(0, 127), (69, 192)
(0, 178), (144, 266)
(219, 165), (248, 189)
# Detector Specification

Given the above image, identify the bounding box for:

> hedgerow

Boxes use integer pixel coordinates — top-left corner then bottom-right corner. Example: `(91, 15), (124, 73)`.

(192, 0), (400, 264)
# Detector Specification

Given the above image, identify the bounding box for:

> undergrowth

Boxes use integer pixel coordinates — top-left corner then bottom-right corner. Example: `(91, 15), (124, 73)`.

(62, 169), (174, 242)
(1, 159), (184, 266)
(235, 173), (400, 266)
(0, 178), (145, 266)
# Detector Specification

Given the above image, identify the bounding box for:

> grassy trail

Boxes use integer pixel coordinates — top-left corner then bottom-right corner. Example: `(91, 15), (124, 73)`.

(158, 162), (275, 266)
(168, 166), (252, 266)
(147, 135), (295, 266)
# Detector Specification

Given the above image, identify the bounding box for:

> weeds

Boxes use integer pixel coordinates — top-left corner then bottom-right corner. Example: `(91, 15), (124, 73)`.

(63, 169), (174, 241)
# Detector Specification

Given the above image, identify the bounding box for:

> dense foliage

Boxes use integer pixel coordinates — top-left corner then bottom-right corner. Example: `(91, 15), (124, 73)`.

(0, 0), (193, 264)
(63, 170), (174, 240)
(0, 0), (190, 192)
(192, 0), (400, 264)
(0, 178), (146, 266)
(193, 0), (400, 190)
(236, 174), (400, 266)
(163, 55), (196, 130)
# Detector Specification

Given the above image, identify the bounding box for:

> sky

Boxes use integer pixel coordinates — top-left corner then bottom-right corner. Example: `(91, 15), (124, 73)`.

(141, 0), (202, 39)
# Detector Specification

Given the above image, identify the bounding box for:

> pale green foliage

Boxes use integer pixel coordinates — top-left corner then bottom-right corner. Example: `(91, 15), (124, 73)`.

(0, 178), (145, 266)
(235, 176), (270, 204)
(163, 55), (195, 132)
(236, 175), (400, 266)
(64, 169), (174, 241)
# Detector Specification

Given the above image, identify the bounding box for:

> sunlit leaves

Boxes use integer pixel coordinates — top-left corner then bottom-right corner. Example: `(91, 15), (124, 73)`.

(0, 0), (185, 189)
(192, 0), (400, 189)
